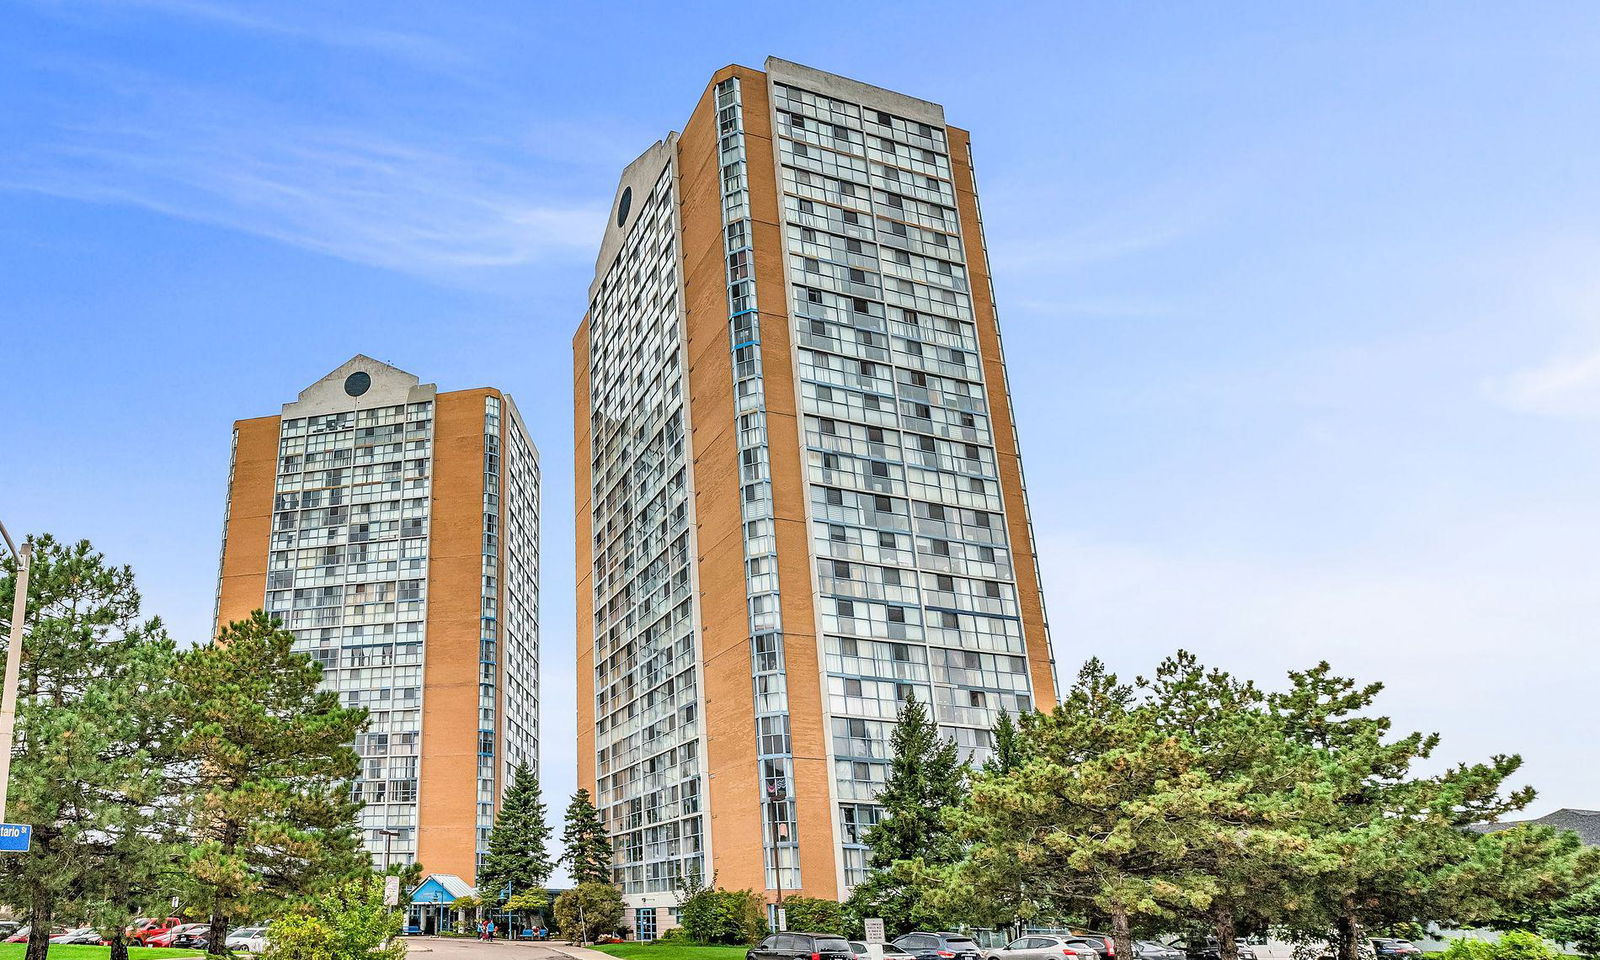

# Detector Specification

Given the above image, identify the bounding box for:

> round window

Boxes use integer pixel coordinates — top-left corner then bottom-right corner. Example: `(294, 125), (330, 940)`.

(616, 186), (632, 228)
(344, 371), (372, 397)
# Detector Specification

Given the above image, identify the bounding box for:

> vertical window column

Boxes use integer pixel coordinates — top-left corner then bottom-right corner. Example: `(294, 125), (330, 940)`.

(716, 76), (800, 896)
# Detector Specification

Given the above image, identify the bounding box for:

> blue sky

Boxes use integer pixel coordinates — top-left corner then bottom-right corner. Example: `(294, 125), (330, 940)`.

(4, 0), (1599, 842)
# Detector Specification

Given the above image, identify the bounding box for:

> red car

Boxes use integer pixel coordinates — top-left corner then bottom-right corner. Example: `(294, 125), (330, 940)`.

(130, 917), (185, 946)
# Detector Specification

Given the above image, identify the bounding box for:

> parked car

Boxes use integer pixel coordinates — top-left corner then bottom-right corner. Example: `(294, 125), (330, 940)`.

(1136, 943), (1186, 960)
(1174, 940), (1257, 960)
(852, 942), (914, 960)
(151, 922), (211, 948)
(750, 932), (857, 960)
(129, 916), (185, 945)
(226, 926), (271, 954)
(988, 934), (1103, 960)
(51, 927), (107, 945)
(1370, 940), (1421, 959)
(169, 926), (213, 950)
(1069, 935), (1117, 960)
(896, 932), (985, 960)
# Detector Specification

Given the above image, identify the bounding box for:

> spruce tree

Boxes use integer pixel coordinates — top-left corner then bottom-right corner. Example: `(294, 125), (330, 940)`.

(0, 535), (181, 960)
(560, 788), (614, 886)
(172, 610), (368, 957)
(479, 763), (554, 904)
(982, 709), (1024, 776)
(846, 691), (966, 933)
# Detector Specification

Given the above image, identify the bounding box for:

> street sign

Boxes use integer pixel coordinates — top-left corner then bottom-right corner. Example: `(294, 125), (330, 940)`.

(384, 875), (401, 907)
(864, 918), (886, 944)
(0, 824), (30, 853)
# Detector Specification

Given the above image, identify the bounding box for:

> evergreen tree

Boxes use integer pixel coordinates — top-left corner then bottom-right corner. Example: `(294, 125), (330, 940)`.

(1544, 879), (1600, 959)
(845, 691), (966, 933)
(1139, 652), (1316, 960)
(561, 788), (614, 886)
(1269, 663), (1541, 960)
(982, 709), (1024, 776)
(172, 610), (369, 957)
(479, 763), (554, 904)
(945, 659), (1222, 959)
(0, 535), (181, 960)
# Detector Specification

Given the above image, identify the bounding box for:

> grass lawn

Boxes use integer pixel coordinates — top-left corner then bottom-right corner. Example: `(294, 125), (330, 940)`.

(590, 943), (751, 960)
(0, 947), (202, 959)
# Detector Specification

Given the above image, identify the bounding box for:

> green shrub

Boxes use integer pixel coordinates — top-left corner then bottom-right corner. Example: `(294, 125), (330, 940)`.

(782, 897), (845, 935)
(1443, 934), (1559, 960)
(1443, 939), (1497, 960)
(658, 925), (694, 943)
(1493, 932), (1559, 960)
(680, 887), (768, 945)
(267, 877), (405, 960)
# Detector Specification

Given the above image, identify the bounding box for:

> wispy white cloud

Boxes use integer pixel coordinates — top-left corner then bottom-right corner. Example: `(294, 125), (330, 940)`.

(0, 68), (607, 276)
(23, 0), (465, 69)
(1485, 348), (1600, 419)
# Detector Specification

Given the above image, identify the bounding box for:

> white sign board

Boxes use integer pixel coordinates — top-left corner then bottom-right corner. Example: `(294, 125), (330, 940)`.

(865, 918), (887, 944)
(384, 875), (401, 907)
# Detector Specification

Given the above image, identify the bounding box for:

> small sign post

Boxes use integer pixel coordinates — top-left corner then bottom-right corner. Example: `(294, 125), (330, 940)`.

(384, 875), (401, 907)
(865, 918), (886, 944)
(0, 824), (31, 853)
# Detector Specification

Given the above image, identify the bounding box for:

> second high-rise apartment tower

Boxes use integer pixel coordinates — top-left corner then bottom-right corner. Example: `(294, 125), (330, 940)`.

(575, 59), (1056, 927)
(217, 356), (540, 884)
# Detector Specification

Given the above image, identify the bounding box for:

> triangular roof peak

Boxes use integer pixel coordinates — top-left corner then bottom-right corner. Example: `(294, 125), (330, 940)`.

(283, 354), (437, 418)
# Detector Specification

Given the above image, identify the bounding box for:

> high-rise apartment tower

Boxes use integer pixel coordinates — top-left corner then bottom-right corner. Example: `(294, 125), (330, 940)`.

(216, 355), (540, 883)
(575, 59), (1056, 932)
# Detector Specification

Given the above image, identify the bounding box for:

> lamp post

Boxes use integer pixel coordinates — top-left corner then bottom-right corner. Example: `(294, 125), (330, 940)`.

(0, 521), (31, 826)
(378, 828), (400, 873)
(766, 781), (788, 932)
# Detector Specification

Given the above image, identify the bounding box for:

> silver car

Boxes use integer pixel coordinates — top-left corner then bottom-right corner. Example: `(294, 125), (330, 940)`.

(992, 935), (1101, 960)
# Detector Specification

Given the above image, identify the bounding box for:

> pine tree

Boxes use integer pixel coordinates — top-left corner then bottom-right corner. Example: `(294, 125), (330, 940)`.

(946, 659), (1222, 958)
(0, 535), (181, 960)
(1139, 651), (1316, 960)
(845, 691), (966, 933)
(1269, 663), (1541, 960)
(172, 610), (369, 957)
(561, 788), (614, 886)
(479, 763), (554, 904)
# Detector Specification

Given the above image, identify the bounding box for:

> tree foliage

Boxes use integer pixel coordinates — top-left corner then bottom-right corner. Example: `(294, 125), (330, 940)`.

(479, 763), (553, 902)
(1544, 880), (1600, 959)
(0, 535), (181, 960)
(561, 788), (614, 886)
(845, 692), (966, 934)
(678, 882), (768, 945)
(553, 882), (625, 943)
(266, 876), (405, 960)
(945, 659), (1224, 958)
(172, 610), (369, 956)
(783, 896), (846, 935)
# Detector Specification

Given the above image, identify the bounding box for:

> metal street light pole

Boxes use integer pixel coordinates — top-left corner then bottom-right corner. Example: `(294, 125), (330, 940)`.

(0, 522), (31, 826)
(379, 828), (400, 873)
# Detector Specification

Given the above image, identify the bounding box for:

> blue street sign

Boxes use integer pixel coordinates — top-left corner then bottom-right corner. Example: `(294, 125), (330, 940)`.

(0, 824), (31, 853)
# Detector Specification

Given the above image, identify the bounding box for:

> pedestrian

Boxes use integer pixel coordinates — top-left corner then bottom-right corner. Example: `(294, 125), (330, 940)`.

(477, 918), (487, 942)
(488, 920), (497, 942)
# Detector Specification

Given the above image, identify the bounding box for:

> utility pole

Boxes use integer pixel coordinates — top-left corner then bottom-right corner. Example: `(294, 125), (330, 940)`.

(0, 521), (32, 826)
